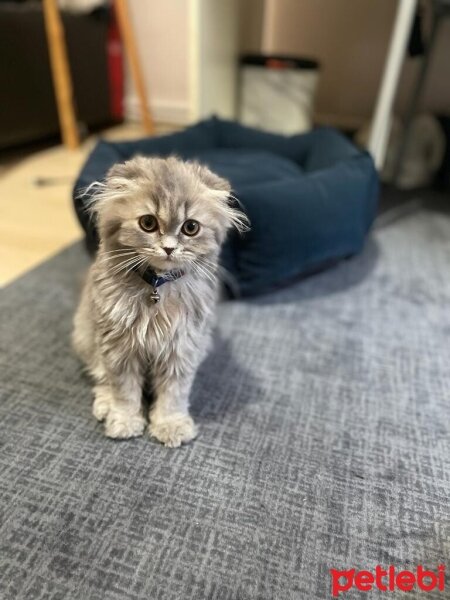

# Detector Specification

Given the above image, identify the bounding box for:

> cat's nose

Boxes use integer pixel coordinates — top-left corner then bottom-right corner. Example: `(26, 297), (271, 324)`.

(163, 247), (174, 256)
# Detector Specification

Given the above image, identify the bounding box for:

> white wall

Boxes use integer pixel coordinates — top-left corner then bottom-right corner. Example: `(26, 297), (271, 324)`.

(125, 0), (190, 124)
(192, 0), (239, 121)
(239, 0), (265, 53)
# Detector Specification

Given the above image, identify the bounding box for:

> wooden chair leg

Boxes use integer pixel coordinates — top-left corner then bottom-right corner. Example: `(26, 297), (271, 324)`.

(43, 0), (80, 149)
(115, 0), (155, 134)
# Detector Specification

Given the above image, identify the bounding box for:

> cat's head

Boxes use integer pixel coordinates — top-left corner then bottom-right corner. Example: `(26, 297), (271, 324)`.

(90, 156), (248, 272)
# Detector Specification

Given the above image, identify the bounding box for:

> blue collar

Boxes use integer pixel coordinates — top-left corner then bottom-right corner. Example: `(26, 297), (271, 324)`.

(132, 264), (185, 289)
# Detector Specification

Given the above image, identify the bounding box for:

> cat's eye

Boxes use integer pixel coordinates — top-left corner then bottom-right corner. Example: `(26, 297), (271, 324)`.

(181, 219), (200, 237)
(139, 214), (158, 232)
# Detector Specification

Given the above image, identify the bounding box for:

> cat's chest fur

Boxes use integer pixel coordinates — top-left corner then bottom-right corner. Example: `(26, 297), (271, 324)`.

(93, 268), (215, 358)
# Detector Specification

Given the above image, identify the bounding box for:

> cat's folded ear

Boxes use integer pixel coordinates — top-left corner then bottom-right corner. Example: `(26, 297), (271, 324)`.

(106, 156), (149, 184)
(190, 161), (250, 235)
(81, 159), (144, 219)
(191, 162), (232, 194)
(107, 162), (133, 180)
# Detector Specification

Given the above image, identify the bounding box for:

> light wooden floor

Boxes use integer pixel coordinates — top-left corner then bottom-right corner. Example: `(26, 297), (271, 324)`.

(0, 123), (174, 286)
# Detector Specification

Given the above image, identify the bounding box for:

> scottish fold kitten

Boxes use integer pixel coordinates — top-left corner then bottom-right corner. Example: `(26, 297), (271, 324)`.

(73, 156), (248, 447)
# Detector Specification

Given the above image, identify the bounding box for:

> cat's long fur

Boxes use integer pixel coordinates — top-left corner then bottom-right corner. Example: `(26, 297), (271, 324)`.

(73, 156), (247, 446)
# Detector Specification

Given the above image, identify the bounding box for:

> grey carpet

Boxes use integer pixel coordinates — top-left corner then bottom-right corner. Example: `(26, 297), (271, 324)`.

(1, 209), (449, 600)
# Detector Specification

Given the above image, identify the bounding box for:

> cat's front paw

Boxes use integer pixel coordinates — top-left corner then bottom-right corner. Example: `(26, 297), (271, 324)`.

(92, 391), (111, 422)
(105, 411), (146, 439)
(149, 415), (198, 448)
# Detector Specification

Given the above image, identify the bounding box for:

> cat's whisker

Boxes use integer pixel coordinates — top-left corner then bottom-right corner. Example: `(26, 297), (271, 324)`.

(193, 254), (216, 268)
(197, 268), (216, 286)
(125, 256), (148, 276)
(192, 260), (213, 270)
(196, 262), (218, 277)
(109, 254), (139, 270)
(120, 256), (148, 275)
(100, 249), (136, 257)
(191, 262), (215, 285)
(195, 255), (219, 268)
(195, 269), (216, 288)
(120, 256), (143, 274)
(98, 250), (137, 262)
(110, 255), (144, 276)
(99, 252), (137, 263)
(101, 247), (136, 254)
(196, 256), (228, 276)
(194, 259), (219, 282)
(195, 257), (240, 295)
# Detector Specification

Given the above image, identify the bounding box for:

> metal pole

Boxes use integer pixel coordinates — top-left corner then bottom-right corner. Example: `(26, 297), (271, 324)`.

(368, 0), (417, 169)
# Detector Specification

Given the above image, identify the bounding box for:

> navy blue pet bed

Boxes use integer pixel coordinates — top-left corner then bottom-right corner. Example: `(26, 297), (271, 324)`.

(74, 117), (379, 296)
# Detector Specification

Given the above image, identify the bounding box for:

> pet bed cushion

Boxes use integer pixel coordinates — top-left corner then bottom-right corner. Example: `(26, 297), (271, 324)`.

(74, 117), (379, 296)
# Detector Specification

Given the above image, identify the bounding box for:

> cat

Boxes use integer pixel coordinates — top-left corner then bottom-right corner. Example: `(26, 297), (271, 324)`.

(72, 156), (248, 447)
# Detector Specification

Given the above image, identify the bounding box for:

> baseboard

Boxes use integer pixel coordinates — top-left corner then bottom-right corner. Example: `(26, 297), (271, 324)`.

(125, 95), (191, 126)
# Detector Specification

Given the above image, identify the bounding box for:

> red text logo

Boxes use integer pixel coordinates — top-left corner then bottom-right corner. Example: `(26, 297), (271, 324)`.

(330, 565), (445, 596)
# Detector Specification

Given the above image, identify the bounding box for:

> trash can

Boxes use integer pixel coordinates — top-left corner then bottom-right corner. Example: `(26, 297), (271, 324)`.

(239, 54), (320, 135)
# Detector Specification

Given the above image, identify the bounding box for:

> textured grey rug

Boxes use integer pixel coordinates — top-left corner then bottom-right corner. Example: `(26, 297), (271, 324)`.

(0, 210), (449, 600)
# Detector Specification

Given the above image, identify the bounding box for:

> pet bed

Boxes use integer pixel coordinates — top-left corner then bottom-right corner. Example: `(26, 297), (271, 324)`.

(74, 117), (379, 296)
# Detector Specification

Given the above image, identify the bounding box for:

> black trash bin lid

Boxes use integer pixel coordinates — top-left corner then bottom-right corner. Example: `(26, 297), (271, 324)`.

(240, 54), (319, 70)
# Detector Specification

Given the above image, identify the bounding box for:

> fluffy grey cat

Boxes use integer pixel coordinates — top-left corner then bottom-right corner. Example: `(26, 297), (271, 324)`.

(73, 156), (248, 447)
